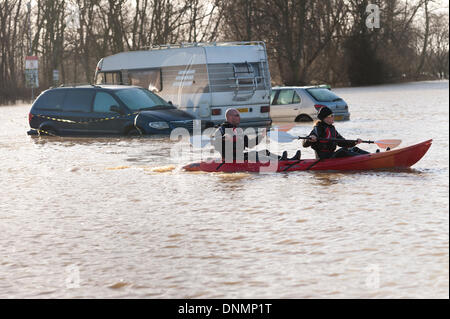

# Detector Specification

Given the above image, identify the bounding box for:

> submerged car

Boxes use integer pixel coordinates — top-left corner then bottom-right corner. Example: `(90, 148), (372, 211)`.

(270, 86), (350, 122)
(28, 84), (195, 136)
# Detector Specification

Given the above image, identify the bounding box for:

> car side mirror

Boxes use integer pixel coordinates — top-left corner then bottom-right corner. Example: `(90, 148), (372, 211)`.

(168, 101), (173, 106)
(110, 105), (124, 114)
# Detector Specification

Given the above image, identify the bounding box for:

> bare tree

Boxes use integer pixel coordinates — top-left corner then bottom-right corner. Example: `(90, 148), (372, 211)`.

(0, 0), (447, 105)
(220, 0), (349, 85)
(416, 0), (432, 78)
(427, 11), (449, 78)
(0, 0), (29, 104)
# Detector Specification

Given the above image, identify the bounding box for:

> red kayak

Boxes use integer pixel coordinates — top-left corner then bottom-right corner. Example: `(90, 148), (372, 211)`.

(183, 139), (432, 173)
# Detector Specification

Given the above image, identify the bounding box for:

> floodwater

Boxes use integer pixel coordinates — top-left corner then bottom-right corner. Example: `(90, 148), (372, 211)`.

(0, 81), (448, 298)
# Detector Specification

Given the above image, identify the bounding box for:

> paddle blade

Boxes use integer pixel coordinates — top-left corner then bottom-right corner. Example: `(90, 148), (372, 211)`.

(272, 123), (296, 132)
(374, 139), (402, 149)
(267, 130), (297, 143)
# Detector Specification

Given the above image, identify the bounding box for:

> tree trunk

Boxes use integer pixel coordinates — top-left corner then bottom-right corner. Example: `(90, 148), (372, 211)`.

(416, 0), (430, 79)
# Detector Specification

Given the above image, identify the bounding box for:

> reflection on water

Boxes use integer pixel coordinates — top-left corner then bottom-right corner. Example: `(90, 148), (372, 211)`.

(311, 173), (343, 186)
(216, 172), (252, 180)
(0, 81), (448, 298)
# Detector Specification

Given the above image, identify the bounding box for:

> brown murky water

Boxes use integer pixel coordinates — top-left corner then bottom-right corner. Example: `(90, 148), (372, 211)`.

(0, 81), (448, 298)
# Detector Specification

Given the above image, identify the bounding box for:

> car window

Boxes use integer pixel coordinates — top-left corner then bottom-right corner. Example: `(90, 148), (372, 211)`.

(114, 88), (171, 111)
(292, 91), (301, 103)
(63, 90), (95, 112)
(93, 92), (118, 113)
(34, 90), (65, 110)
(276, 89), (296, 105)
(306, 88), (341, 102)
(270, 90), (278, 104)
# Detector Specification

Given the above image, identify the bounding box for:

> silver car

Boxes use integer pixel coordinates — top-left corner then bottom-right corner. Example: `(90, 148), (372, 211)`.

(270, 86), (350, 122)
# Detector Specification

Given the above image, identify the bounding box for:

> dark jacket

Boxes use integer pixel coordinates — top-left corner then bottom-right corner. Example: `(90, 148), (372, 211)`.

(212, 122), (263, 160)
(303, 121), (356, 159)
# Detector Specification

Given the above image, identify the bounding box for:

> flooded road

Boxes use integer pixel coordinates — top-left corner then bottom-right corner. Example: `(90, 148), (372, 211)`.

(0, 81), (448, 298)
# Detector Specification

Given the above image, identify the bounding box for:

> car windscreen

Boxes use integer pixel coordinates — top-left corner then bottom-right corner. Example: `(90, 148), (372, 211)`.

(306, 88), (342, 102)
(114, 88), (172, 111)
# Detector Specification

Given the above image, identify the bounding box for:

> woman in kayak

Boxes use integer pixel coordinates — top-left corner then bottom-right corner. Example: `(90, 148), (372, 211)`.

(303, 106), (369, 159)
(212, 108), (299, 162)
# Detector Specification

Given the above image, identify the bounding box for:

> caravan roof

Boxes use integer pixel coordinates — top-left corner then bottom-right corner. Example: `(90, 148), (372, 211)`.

(97, 41), (268, 70)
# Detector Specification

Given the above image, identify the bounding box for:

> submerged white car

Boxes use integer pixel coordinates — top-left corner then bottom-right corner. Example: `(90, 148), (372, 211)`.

(270, 86), (350, 122)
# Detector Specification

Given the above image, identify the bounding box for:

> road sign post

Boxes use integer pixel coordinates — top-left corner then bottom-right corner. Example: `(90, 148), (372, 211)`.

(25, 56), (39, 100)
(53, 69), (59, 86)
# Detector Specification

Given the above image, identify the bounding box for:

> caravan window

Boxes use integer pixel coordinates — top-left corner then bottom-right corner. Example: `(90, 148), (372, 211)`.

(128, 69), (162, 92)
(105, 72), (121, 84)
(95, 72), (121, 85)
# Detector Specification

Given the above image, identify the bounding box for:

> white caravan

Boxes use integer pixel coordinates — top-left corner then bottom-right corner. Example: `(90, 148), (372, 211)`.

(94, 42), (272, 128)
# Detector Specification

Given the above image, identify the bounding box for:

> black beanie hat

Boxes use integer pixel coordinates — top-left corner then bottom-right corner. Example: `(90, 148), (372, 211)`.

(317, 106), (333, 121)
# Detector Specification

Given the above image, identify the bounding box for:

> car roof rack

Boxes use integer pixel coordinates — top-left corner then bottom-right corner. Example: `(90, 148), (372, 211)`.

(58, 83), (101, 88)
(140, 41), (266, 51)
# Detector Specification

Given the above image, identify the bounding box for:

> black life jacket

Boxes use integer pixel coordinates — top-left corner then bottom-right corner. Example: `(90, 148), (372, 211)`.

(311, 122), (339, 154)
(213, 122), (249, 159)
(307, 121), (356, 159)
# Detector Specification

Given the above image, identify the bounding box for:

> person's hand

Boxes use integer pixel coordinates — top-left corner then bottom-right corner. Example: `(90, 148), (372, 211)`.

(356, 138), (362, 144)
(309, 135), (317, 142)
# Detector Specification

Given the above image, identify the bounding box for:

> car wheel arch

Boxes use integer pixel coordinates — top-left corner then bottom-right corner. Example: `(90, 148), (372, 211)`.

(295, 114), (313, 122)
(125, 126), (143, 136)
(38, 123), (58, 135)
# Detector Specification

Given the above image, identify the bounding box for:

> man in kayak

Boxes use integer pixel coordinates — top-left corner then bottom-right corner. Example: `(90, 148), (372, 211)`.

(303, 106), (369, 159)
(212, 108), (299, 163)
